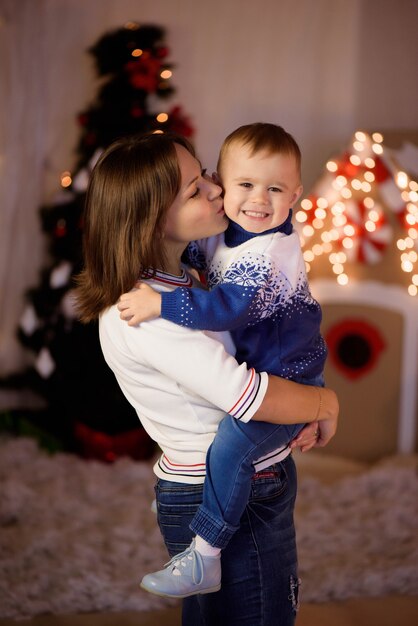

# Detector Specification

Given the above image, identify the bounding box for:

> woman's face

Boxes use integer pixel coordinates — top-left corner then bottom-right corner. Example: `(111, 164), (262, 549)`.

(163, 144), (228, 250)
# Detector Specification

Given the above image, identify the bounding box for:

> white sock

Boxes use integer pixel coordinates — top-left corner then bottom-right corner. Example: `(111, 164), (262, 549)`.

(194, 535), (221, 557)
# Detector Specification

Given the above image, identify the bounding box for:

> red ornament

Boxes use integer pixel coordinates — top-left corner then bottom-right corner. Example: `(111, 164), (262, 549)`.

(77, 113), (89, 127)
(156, 46), (169, 58)
(130, 105), (144, 118)
(84, 132), (97, 146)
(125, 55), (161, 93)
(372, 156), (392, 183)
(166, 105), (195, 138)
(74, 421), (155, 462)
(54, 219), (67, 238)
(336, 152), (363, 179)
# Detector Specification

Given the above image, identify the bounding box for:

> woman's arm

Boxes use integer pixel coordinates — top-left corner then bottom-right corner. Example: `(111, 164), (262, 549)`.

(253, 376), (339, 447)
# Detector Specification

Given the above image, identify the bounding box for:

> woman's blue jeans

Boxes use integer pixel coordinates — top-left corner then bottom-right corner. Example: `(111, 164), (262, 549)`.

(155, 455), (300, 626)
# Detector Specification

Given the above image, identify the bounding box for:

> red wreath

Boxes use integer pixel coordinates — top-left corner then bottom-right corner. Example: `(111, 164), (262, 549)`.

(326, 318), (386, 380)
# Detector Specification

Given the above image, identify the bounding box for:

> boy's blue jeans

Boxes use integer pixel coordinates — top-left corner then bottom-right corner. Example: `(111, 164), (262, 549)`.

(190, 374), (324, 548)
(155, 455), (299, 626)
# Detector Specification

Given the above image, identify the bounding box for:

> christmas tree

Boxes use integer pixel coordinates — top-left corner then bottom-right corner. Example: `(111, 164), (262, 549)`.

(2, 22), (194, 460)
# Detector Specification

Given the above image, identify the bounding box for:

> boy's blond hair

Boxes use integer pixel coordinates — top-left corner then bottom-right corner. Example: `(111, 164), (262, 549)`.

(217, 122), (301, 179)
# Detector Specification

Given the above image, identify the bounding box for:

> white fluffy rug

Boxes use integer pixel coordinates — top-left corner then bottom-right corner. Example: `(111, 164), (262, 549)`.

(0, 437), (417, 619)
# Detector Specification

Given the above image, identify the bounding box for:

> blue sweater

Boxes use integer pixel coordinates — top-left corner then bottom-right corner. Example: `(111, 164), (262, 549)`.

(161, 215), (327, 381)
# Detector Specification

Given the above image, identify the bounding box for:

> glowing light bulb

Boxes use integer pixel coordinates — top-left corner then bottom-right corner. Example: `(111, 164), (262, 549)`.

(396, 171), (409, 189)
(337, 273), (349, 285)
(60, 171), (72, 187)
(344, 224), (355, 236)
(364, 197), (375, 209)
(409, 180), (418, 191)
(353, 141), (365, 152)
(412, 274), (418, 286)
(321, 231), (332, 243)
(326, 161), (338, 172)
(355, 131), (367, 142)
(160, 70), (172, 79)
(312, 218), (324, 230)
(301, 198), (313, 210)
(333, 214), (347, 227)
(351, 179), (362, 190)
(303, 225), (314, 237)
(409, 191), (418, 202)
(331, 202), (345, 215)
(303, 250), (315, 262)
(317, 197), (328, 209)
(332, 263), (344, 275)
(408, 285), (418, 296)
(336, 175), (347, 187)
(402, 260), (413, 272)
(296, 210), (307, 223)
(372, 143), (384, 155)
(365, 221), (376, 232)
(341, 188), (352, 199)
(312, 244), (323, 256)
(350, 155), (361, 166)
(156, 113), (169, 123)
(342, 237), (354, 249)
(153, 130), (164, 134)
(131, 48), (143, 57)
(315, 208), (327, 220)
(372, 132), (384, 143)
(368, 210), (380, 222)
(364, 171), (375, 183)
(397, 239), (407, 250)
(365, 157), (375, 168)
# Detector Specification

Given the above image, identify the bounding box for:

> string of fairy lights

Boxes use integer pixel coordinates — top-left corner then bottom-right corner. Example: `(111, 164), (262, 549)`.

(295, 131), (418, 296)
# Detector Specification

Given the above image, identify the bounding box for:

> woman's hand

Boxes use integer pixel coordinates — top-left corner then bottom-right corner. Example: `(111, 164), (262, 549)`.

(117, 282), (162, 326)
(289, 387), (339, 453)
(290, 421), (320, 453)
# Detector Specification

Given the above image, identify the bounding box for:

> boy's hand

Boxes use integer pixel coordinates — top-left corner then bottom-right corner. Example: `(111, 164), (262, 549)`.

(117, 282), (162, 326)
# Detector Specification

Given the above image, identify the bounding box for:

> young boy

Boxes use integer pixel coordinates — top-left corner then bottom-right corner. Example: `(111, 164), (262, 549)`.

(118, 123), (327, 598)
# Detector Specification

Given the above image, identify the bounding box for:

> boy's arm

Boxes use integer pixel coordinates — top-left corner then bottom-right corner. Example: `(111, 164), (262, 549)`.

(118, 253), (277, 330)
(161, 279), (267, 331)
(117, 280), (259, 330)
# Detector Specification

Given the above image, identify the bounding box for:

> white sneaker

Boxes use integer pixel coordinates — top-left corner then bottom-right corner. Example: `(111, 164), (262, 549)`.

(140, 539), (221, 598)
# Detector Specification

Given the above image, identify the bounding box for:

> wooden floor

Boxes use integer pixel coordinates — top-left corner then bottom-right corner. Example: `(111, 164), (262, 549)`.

(0, 596), (417, 626)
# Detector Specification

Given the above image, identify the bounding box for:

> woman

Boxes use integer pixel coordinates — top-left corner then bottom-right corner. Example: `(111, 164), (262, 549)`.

(76, 131), (338, 626)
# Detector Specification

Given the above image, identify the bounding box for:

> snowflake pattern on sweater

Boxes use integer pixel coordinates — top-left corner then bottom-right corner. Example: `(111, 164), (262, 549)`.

(161, 220), (327, 381)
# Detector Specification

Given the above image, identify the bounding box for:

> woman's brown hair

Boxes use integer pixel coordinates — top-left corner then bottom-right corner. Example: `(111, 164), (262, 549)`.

(75, 131), (195, 322)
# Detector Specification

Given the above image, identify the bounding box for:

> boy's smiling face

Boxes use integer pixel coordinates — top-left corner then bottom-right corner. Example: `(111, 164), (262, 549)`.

(219, 142), (303, 234)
